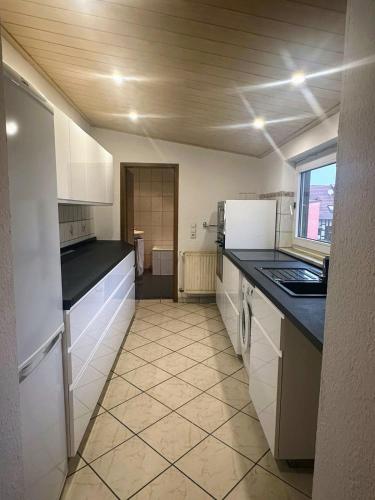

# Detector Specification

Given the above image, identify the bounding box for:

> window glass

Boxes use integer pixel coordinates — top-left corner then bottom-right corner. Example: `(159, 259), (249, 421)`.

(298, 163), (336, 243)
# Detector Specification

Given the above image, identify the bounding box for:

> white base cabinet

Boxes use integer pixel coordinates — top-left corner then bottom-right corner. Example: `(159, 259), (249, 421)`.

(63, 252), (135, 455)
(217, 256), (241, 354)
(249, 287), (322, 460)
(54, 108), (113, 204)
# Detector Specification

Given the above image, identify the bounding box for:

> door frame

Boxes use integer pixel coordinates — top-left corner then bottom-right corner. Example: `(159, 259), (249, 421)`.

(120, 162), (179, 302)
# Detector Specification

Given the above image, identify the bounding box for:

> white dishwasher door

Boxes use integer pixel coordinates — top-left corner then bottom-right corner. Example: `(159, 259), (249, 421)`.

(249, 316), (282, 455)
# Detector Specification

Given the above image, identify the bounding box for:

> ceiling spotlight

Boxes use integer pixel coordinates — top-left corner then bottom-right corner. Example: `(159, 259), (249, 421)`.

(128, 111), (139, 122)
(252, 117), (265, 130)
(291, 71), (306, 86)
(112, 73), (124, 85)
(6, 120), (19, 136)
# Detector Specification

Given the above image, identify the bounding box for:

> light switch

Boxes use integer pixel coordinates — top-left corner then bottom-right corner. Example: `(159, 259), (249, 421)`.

(190, 223), (197, 239)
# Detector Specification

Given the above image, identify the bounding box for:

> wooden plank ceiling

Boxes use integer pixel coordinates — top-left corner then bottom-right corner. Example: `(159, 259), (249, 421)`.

(0, 0), (347, 157)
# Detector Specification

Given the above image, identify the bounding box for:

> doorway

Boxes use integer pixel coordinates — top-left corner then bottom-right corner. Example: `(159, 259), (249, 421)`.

(120, 163), (179, 301)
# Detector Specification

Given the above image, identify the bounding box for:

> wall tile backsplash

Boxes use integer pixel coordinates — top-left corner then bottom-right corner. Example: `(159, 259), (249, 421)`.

(58, 204), (95, 247)
(260, 191), (295, 248)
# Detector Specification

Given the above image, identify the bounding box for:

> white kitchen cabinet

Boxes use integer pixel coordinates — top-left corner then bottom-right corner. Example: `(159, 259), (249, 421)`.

(64, 251), (135, 455)
(217, 256), (241, 354)
(249, 288), (322, 460)
(54, 108), (71, 200)
(54, 109), (113, 204)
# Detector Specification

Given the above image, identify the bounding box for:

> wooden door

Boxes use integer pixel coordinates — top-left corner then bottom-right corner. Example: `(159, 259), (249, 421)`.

(125, 169), (135, 244)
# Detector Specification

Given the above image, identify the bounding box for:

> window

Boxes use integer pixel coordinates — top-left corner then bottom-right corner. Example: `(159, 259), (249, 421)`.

(296, 156), (336, 247)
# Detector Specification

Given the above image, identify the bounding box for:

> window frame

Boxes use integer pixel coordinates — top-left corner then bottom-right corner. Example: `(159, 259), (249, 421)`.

(293, 152), (337, 254)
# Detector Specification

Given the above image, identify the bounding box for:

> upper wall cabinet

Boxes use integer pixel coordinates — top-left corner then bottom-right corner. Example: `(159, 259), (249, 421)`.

(54, 109), (113, 204)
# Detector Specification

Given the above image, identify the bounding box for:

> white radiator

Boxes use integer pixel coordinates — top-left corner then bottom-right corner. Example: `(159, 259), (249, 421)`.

(183, 252), (217, 294)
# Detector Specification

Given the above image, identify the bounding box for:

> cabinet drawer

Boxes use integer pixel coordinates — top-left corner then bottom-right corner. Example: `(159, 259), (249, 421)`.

(223, 256), (241, 310)
(69, 252), (134, 345)
(249, 317), (282, 455)
(69, 268), (135, 383)
(252, 288), (284, 349)
(68, 283), (135, 455)
(222, 291), (241, 354)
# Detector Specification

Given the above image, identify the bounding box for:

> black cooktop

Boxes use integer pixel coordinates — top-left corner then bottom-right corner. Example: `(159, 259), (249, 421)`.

(231, 250), (296, 261)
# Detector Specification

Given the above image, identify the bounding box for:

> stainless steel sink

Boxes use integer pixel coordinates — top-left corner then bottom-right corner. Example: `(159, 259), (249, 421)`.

(255, 267), (327, 297)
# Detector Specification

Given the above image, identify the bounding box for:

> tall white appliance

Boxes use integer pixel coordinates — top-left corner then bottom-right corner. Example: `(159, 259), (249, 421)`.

(4, 66), (67, 499)
(216, 200), (276, 281)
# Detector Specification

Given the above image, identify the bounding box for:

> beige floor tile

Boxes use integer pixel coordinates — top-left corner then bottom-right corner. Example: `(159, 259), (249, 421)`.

(177, 363), (226, 390)
(61, 466), (116, 500)
(258, 451), (313, 497)
(199, 333), (232, 350)
(163, 308), (190, 320)
(177, 393), (237, 433)
(133, 466), (211, 499)
(123, 333), (151, 351)
(67, 454), (86, 476)
(131, 342), (172, 362)
(145, 303), (173, 314)
(180, 313), (207, 325)
(79, 412), (133, 463)
(232, 367), (249, 384)
(197, 318), (225, 333)
(224, 345), (238, 357)
(196, 308), (220, 319)
(91, 404), (105, 419)
(176, 436), (253, 498)
(207, 377), (250, 409)
(143, 313), (171, 326)
(152, 352), (198, 375)
(161, 319), (191, 333)
(91, 436), (169, 498)
(110, 393), (171, 433)
(140, 412), (207, 462)
(123, 363), (172, 391)
(136, 325), (172, 341)
(226, 465), (308, 500)
(112, 351), (147, 375)
(178, 325), (212, 341)
(100, 377), (141, 410)
(156, 334), (194, 351)
(203, 351), (243, 375)
(178, 342), (219, 362)
(147, 377), (201, 410)
(241, 402), (258, 420)
(135, 308), (155, 320)
(174, 303), (203, 313)
(213, 412), (269, 462)
(130, 319), (154, 333)
(138, 299), (161, 307)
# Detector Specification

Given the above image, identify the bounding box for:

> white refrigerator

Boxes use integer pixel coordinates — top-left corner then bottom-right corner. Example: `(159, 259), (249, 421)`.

(4, 66), (67, 499)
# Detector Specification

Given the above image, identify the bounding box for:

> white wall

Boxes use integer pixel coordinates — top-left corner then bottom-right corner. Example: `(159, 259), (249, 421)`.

(313, 1), (375, 498)
(1, 36), (90, 132)
(91, 128), (263, 289)
(0, 43), (24, 500)
(260, 114), (339, 193)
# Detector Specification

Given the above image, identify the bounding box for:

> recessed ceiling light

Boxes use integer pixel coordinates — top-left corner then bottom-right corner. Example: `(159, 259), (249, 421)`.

(112, 73), (124, 85)
(128, 111), (139, 122)
(291, 71), (306, 86)
(252, 117), (265, 130)
(6, 120), (19, 136)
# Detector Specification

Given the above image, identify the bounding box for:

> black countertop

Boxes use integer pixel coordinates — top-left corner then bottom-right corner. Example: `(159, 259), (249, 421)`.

(225, 249), (325, 351)
(61, 239), (134, 310)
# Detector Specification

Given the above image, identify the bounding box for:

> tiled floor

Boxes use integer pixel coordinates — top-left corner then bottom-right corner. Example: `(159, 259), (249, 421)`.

(62, 299), (314, 500)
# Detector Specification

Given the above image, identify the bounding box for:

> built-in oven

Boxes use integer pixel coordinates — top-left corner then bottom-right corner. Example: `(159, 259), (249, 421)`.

(216, 232), (225, 281)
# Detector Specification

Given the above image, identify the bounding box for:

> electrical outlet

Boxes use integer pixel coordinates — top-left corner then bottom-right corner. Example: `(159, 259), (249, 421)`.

(190, 223), (197, 239)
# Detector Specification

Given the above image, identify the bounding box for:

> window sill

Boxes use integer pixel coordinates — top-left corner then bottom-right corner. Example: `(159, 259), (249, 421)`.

(279, 246), (326, 268)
